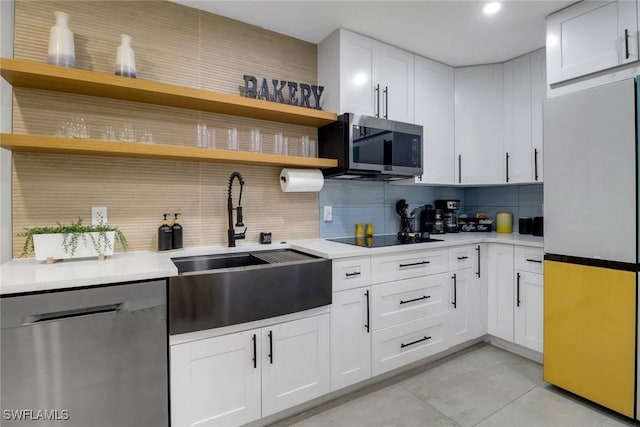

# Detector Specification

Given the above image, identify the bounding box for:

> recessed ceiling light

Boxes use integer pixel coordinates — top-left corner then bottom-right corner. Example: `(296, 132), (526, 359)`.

(483, 2), (502, 15)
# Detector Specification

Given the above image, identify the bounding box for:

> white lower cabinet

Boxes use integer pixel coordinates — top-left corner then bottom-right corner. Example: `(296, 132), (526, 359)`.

(514, 246), (544, 353)
(449, 267), (475, 347)
(171, 329), (262, 427)
(487, 244), (544, 353)
(514, 270), (544, 353)
(487, 244), (515, 342)
(171, 314), (330, 426)
(371, 313), (447, 376)
(448, 244), (485, 347)
(370, 273), (449, 330)
(330, 287), (372, 391)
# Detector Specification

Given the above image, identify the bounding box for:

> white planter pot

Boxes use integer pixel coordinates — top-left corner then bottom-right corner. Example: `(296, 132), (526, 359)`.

(33, 231), (115, 261)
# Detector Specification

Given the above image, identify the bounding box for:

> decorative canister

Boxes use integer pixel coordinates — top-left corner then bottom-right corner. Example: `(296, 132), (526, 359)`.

(496, 212), (513, 233)
(115, 34), (137, 78)
(48, 11), (76, 67)
(518, 217), (533, 234)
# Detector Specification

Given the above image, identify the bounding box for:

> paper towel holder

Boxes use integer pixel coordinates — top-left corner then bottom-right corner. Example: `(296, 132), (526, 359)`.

(279, 168), (324, 192)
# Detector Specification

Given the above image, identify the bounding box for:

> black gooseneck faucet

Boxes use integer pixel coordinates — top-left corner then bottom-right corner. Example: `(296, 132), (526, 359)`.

(227, 172), (247, 247)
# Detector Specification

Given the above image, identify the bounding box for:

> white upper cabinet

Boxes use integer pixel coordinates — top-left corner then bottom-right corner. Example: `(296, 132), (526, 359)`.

(379, 44), (415, 122)
(454, 64), (505, 185)
(503, 49), (546, 184)
(530, 49), (546, 182)
(546, 0), (639, 85)
(503, 54), (533, 184)
(413, 56), (455, 185)
(318, 29), (414, 122)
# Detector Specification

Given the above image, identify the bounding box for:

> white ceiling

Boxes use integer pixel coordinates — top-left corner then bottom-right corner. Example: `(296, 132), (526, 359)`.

(169, 0), (574, 67)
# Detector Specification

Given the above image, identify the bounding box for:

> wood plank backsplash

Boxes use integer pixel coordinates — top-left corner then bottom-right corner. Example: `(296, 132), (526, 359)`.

(11, 0), (321, 256)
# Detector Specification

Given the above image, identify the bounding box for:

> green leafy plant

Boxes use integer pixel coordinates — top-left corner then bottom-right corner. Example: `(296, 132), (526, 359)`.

(18, 217), (128, 258)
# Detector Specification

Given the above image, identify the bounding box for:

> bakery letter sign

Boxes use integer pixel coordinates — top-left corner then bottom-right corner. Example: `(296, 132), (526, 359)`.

(243, 75), (324, 110)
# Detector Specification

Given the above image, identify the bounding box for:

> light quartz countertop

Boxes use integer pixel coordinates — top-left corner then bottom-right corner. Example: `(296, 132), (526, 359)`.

(1, 233), (542, 296)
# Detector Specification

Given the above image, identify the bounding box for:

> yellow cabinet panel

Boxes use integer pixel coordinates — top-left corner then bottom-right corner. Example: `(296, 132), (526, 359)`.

(544, 261), (636, 418)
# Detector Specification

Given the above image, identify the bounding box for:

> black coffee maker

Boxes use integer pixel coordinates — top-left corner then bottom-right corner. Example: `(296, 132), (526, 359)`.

(420, 205), (445, 235)
(435, 200), (461, 233)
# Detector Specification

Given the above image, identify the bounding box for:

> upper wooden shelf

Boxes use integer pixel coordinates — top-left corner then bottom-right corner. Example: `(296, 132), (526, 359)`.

(0, 58), (337, 128)
(0, 134), (338, 168)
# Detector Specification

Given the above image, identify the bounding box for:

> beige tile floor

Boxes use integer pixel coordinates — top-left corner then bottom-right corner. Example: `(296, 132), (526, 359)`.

(272, 343), (637, 427)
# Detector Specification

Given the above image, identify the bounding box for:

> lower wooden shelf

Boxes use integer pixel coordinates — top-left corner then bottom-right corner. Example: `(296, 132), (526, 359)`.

(0, 134), (338, 168)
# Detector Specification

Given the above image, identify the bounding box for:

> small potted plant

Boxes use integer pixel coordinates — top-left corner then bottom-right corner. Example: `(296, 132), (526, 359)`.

(19, 217), (128, 262)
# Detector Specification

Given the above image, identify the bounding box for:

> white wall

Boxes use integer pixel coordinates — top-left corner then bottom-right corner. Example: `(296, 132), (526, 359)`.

(0, 0), (14, 263)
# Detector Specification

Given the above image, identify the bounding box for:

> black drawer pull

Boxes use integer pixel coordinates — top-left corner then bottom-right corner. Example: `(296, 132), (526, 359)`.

(252, 334), (257, 369)
(399, 295), (430, 305)
(399, 261), (430, 268)
(364, 290), (370, 333)
(401, 336), (431, 349)
(457, 256), (469, 260)
(268, 330), (273, 364)
(526, 259), (542, 263)
(345, 271), (361, 277)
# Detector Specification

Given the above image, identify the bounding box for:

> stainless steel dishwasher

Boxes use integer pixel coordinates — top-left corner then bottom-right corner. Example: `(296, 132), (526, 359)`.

(0, 280), (168, 427)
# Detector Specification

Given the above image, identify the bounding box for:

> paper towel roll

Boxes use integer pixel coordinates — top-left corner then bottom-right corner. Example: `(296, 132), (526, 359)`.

(280, 168), (324, 192)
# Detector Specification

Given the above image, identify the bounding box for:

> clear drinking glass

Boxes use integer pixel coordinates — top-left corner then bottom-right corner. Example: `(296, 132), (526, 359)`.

(301, 135), (310, 157)
(196, 123), (208, 148)
(250, 128), (262, 152)
(102, 125), (117, 141)
(274, 132), (288, 155)
(207, 128), (216, 149)
(140, 130), (154, 144)
(308, 138), (317, 157)
(227, 127), (238, 151)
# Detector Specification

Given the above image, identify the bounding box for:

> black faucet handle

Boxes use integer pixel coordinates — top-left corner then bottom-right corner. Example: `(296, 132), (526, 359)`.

(234, 227), (247, 240)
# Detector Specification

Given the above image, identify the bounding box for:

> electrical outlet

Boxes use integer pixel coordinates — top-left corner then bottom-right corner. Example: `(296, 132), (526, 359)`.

(92, 207), (108, 226)
(323, 206), (332, 222)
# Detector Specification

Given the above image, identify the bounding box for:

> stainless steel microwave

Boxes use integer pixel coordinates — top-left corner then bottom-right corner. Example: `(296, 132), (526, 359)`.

(318, 113), (423, 179)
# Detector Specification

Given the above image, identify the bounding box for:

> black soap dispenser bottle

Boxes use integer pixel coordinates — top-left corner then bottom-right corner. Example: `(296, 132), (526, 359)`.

(158, 213), (172, 251)
(172, 213), (183, 249)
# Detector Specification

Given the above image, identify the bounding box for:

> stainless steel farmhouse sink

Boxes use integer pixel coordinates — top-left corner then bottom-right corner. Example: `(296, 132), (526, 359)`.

(173, 253), (268, 273)
(169, 250), (332, 335)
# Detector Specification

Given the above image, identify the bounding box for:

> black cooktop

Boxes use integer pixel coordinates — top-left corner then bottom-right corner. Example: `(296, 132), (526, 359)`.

(328, 234), (443, 248)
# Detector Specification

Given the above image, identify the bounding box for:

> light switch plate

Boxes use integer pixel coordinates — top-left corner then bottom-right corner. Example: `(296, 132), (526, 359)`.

(323, 206), (332, 222)
(92, 207), (108, 226)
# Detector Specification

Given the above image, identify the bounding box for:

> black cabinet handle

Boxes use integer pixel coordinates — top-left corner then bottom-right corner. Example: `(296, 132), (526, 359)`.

(345, 271), (361, 277)
(401, 336), (431, 349)
(625, 29), (630, 59)
(383, 86), (388, 119)
(364, 290), (370, 333)
(399, 260), (430, 268)
(457, 256), (469, 260)
(268, 330), (273, 364)
(516, 272), (521, 307)
(452, 273), (457, 309)
(534, 148), (539, 181)
(506, 152), (510, 183)
(458, 155), (462, 184)
(252, 334), (257, 369)
(375, 84), (380, 118)
(476, 245), (481, 278)
(526, 259), (542, 263)
(400, 295), (430, 305)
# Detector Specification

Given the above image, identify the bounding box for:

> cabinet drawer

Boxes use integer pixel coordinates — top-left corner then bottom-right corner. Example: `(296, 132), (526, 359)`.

(332, 256), (371, 291)
(514, 246), (543, 274)
(449, 245), (475, 270)
(371, 314), (447, 376)
(371, 273), (449, 330)
(371, 250), (448, 284)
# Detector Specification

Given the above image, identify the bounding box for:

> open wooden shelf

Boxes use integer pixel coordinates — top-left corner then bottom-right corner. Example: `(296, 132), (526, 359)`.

(0, 134), (338, 168)
(0, 58), (337, 127)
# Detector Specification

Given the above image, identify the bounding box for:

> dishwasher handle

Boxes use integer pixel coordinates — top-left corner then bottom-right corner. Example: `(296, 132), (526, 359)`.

(24, 303), (123, 325)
